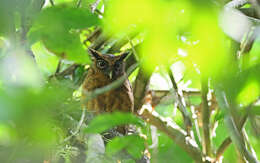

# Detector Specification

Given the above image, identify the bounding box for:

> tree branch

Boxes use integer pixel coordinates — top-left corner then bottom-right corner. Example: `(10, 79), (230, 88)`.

(49, 63), (79, 80)
(216, 91), (259, 163)
(139, 109), (203, 163)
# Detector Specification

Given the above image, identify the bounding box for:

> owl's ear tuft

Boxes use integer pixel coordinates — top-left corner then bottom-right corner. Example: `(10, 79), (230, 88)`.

(88, 48), (102, 59)
(119, 51), (130, 61)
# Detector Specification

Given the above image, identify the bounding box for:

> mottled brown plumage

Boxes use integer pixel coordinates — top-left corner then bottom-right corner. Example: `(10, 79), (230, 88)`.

(82, 48), (134, 125)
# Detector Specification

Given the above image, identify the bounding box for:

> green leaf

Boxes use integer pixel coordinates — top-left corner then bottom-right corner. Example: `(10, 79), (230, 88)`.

(85, 112), (144, 133)
(0, 1), (16, 36)
(250, 106), (260, 116)
(27, 4), (100, 64)
(154, 131), (192, 163)
(106, 135), (145, 159)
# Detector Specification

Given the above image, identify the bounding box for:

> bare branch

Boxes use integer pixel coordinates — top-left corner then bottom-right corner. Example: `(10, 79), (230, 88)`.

(84, 27), (102, 44)
(49, 63), (79, 80)
(215, 138), (232, 162)
(139, 109), (203, 163)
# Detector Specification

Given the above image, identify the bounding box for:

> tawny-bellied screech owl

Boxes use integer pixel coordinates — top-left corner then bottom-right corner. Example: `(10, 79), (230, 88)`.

(82, 48), (134, 116)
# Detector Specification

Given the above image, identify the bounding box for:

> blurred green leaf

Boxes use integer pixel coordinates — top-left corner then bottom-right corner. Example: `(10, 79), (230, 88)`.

(212, 119), (229, 148)
(155, 104), (174, 117)
(250, 106), (260, 116)
(106, 135), (145, 159)
(32, 42), (59, 76)
(153, 131), (192, 163)
(0, 0), (16, 36)
(28, 4), (100, 63)
(223, 144), (238, 163)
(85, 112), (144, 133)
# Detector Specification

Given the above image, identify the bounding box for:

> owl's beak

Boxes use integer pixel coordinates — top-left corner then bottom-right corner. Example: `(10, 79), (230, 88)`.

(109, 71), (113, 79)
(104, 68), (113, 79)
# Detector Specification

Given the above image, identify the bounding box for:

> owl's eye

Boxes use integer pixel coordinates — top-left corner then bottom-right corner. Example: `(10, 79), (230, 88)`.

(96, 60), (108, 69)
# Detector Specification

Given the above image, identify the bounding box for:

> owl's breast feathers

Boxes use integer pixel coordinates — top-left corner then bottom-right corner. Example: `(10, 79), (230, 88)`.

(82, 68), (134, 114)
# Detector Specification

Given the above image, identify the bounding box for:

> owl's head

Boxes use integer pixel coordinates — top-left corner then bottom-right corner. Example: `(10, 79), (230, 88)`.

(88, 48), (129, 80)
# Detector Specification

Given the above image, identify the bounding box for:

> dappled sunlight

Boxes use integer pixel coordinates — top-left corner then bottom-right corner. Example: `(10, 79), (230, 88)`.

(0, 49), (43, 87)
(237, 79), (260, 106)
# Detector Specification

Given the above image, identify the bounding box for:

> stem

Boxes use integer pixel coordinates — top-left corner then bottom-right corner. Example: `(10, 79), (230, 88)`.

(215, 110), (255, 162)
(168, 67), (192, 135)
(62, 108), (86, 143)
(216, 92), (259, 163)
(77, 0), (82, 8)
(201, 77), (211, 156)
(50, 0), (54, 6)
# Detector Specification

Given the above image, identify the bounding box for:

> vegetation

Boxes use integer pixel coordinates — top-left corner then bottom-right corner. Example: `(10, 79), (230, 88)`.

(0, 0), (260, 162)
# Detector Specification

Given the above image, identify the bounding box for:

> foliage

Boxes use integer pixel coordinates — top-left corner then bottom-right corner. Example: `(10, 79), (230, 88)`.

(85, 112), (144, 134)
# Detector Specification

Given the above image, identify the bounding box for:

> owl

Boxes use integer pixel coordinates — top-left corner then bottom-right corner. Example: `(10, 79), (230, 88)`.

(82, 48), (134, 116)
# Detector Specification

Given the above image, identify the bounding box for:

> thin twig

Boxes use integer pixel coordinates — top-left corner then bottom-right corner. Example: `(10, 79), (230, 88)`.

(201, 77), (211, 156)
(62, 108), (86, 143)
(76, 0), (82, 8)
(242, 128), (258, 159)
(55, 60), (62, 75)
(127, 36), (139, 61)
(167, 67), (192, 135)
(49, 0), (55, 6)
(90, 0), (101, 13)
(49, 64), (79, 80)
(215, 138), (232, 162)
